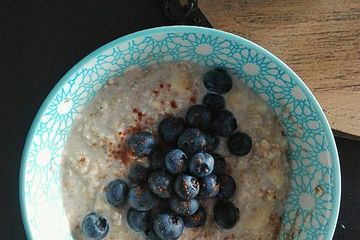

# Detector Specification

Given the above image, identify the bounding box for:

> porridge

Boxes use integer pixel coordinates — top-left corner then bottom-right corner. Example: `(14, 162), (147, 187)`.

(61, 62), (290, 240)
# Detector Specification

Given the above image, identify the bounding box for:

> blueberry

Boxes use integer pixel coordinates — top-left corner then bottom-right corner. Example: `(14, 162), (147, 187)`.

(205, 133), (220, 152)
(174, 174), (200, 200)
(165, 149), (188, 174)
(105, 179), (128, 207)
(127, 131), (156, 156)
(145, 229), (162, 240)
(211, 109), (237, 137)
(128, 164), (150, 186)
(148, 147), (166, 170)
(214, 201), (239, 229)
(211, 153), (227, 175)
(158, 117), (186, 143)
(128, 185), (159, 211)
(152, 198), (171, 215)
(81, 212), (109, 240)
(178, 128), (207, 154)
(169, 197), (200, 216)
(185, 105), (212, 130)
(126, 208), (152, 232)
(218, 174), (236, 199)
(189, 152), (214, 178)
(148, 170), (173, 198)
(203, 68), (232, 94)
(202, 93), (225, 112)
(228, 132), (252, 156)
(200, 174), (220, 198)
(184, 206), (207, 228)
(153, 212), (184, 240)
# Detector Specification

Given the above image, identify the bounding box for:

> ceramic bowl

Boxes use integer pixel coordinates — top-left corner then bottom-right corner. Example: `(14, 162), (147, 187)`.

(20, 26), (340, 240)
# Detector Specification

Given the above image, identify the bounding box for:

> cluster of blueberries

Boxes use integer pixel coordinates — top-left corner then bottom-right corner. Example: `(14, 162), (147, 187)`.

(81, 68), (253, 240)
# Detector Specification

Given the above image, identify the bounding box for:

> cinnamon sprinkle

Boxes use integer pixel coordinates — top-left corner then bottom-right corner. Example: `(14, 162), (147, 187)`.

(132, 108), (146, 121)
(109, 143), (134, 166)
(170, 100), (178, 109)
(152, 90), (160, 96)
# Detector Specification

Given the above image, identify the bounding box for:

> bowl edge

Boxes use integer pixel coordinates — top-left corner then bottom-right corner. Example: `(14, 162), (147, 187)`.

(19, 25), (341, 240)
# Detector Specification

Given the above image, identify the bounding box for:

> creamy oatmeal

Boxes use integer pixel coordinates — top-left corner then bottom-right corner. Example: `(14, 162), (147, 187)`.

(61, 62), (290, 240)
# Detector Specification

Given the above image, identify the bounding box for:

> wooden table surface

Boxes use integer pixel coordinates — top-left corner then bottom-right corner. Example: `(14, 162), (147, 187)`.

(199, 0), (360, 137)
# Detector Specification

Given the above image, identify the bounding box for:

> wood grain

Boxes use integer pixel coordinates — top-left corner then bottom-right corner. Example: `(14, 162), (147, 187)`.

(199, 0), (360, 137)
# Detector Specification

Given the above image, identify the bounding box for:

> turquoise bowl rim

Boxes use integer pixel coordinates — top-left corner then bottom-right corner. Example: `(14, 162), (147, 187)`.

(19, 25), (341, 240)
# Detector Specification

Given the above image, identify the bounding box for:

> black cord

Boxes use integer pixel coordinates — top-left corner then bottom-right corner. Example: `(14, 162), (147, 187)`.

(162, 0), (211, 27)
